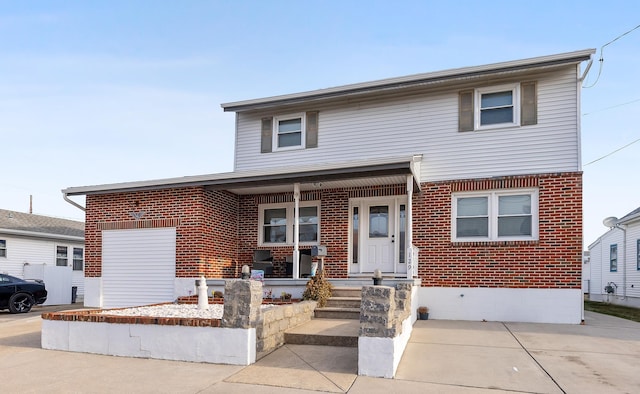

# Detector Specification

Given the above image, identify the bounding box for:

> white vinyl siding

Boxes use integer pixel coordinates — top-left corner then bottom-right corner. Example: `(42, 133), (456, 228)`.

(0, 235), (85, 295)
(234, 66), (579, 181)
(102, 228), (176, 308)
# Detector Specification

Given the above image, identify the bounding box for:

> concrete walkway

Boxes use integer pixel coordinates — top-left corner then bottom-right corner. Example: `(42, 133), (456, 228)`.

(2, 307), (640, 393)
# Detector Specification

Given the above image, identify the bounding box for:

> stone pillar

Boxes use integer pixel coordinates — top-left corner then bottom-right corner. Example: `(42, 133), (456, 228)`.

(360, 285), (396, 338)
(221, 279), (263, 328)
(394, 283), (412, 318)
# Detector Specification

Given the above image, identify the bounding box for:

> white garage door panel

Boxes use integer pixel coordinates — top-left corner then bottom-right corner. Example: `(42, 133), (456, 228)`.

(102, 228), (176, 308)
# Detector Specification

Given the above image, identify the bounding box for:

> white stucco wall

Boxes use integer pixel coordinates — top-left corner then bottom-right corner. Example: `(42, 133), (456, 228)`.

(417, 287), (582, 324)
(358, 315), (413, 378)
(42, 319), (256, 365)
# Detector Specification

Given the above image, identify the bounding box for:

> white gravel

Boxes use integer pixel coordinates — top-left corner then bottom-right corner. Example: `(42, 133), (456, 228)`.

(100, 303), (274, 319)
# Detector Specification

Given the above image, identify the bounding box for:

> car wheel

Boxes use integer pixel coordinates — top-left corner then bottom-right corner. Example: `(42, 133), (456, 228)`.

(9, 293), (34, 313)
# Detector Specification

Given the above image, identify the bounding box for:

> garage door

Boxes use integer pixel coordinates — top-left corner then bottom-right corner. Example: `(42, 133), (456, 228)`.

(102, 228), (176, 308)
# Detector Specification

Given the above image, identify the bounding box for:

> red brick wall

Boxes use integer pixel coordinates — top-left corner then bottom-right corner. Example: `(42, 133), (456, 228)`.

(85, 187), (238, 278)
(85, 172), (581, 290)
(413, 172), (582, 288)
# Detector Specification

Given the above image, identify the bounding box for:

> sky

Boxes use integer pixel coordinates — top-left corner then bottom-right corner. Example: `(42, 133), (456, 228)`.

(1, 1), (638, 248)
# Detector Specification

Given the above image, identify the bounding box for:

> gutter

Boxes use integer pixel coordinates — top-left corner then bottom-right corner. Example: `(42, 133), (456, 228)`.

(63, 192), (86, 212)
(0, 227), (84, 243)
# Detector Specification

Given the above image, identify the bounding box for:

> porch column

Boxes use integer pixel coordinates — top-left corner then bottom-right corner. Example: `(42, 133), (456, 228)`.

(406, 175), (413, 279)
(293, 183), (300, 279)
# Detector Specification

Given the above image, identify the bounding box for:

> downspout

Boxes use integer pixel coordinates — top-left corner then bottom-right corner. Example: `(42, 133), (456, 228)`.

(63, 192), (86, 212)
(293, 183), (300, 279)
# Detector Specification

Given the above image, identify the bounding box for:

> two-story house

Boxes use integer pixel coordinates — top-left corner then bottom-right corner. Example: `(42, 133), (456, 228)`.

(63, 49), (593, 323)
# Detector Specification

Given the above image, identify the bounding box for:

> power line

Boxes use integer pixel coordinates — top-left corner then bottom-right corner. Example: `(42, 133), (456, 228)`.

(584, 136), (640, 166)
(583, 23), (640, 89)
(583, 97), (640, 116)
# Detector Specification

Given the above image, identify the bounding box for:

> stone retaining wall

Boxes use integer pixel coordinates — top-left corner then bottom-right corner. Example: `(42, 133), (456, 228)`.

(257, 301), (316, 357)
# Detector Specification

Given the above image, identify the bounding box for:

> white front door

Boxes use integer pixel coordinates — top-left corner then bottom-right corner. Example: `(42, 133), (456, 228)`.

(361, 201), (395, 273)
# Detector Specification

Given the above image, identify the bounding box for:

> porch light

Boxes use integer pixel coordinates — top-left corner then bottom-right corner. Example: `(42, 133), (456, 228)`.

(241, 264), (250, 279)
(373, 269), (383, 286)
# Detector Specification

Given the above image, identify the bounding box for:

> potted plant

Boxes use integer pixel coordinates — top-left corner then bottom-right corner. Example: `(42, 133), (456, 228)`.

(280, 291), (292, 302)
(418, 306), (429, 320)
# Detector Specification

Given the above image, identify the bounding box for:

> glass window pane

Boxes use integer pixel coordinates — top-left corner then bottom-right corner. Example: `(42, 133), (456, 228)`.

(369, 206), (389, 238)
(480, 107), (513, 125)
(278, 132), (301, 147)
(399, 205), (406, 264)
(264, 209), (286, 225)
(278, 118), (301, 133)
(352, 207), (358, 264)
(263, 225), (286, 243)
(481, 91), (512, 107)
(498, 216), (532, 236)
(457, 197), (488, 216)
(299, 224), (317, 242)
(456, 217), (488, 237)
(298, 207), (317, 224)
(499, 195), (531, 215)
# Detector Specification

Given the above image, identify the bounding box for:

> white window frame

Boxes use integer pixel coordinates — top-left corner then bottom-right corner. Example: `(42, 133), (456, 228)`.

(0, 239), (6, 258)
(56, 245), (69, 266)
(273, 113), (305, 151)
(72, 247), (84, 271)
(475, 84), (520, 130)
(452, 188), (538, 242)
(258, 201), (320, 246)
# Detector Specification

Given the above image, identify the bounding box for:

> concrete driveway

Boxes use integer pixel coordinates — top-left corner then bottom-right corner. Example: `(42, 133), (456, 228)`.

(2, 309), (639, 393)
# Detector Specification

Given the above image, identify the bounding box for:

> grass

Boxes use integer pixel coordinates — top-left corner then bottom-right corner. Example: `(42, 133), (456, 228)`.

(584, 300), (640, 323)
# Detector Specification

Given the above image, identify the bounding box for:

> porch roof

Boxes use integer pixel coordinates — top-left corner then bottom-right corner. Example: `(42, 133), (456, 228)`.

(221, 49), (595, 112)
(62, 155), (421, 196)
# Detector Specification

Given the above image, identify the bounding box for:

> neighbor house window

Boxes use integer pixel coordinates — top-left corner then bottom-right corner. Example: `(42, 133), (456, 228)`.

(259, 202), (320, 245)
(56, 246), (68, 266)
(637, 240), (640, 270)
(610, 244), (618, 272)
(0, 240), (6, 258)
(274, 114), (304, 150)
(452, 189), (538, 241)
(73, 247), (84, 271)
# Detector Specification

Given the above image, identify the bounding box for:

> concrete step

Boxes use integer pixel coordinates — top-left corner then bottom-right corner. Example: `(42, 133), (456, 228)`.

(285, 318), (359, 347)
(325, 297), (361, 309)
(314, 307), (360, 320)
(331, 286), (362, 298)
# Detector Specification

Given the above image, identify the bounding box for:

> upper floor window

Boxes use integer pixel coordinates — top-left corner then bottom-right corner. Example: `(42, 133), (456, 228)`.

(73, 247), (84, 271)
(261, 111), (319, 153)
(56, 246), (68, 266)
(459, 81), (537, 132)
(610, 244), (618, 272)
(0, 239), (6, 258)
(259, 202), (320, 246)
(452, 189), (538, 242)
(274, 114), (304, 150)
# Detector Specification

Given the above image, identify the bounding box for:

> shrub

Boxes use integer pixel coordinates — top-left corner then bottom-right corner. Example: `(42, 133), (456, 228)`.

(302, 271), (333, 307)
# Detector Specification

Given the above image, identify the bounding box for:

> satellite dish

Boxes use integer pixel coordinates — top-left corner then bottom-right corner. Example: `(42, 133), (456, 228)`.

(603, 216), (619, 227)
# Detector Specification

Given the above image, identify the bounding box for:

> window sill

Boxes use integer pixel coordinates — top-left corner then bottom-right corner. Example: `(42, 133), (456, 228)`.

(452, 239), (539, 247)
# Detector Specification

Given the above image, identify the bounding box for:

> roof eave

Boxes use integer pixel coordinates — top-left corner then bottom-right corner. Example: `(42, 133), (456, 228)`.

(0, 228), (84, 242)
(221, 49), (595, 112)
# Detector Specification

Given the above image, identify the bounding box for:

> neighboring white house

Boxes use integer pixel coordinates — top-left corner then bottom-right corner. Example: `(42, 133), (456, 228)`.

(588, 207), (640, 308)
(0, 209), (85, 303)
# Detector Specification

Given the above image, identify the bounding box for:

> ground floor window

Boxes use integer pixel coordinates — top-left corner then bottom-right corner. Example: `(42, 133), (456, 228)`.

(259, 201), (320, 246)
(73, 247), (84, 271)
(0, 239), (6, 258)
(610, 244), (618, 272)
(56, 246), (68, 266)
(452, 189), (538, 242)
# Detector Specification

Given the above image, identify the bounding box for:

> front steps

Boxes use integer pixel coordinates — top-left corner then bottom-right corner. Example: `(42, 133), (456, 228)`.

(285, 286), (362, 347)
